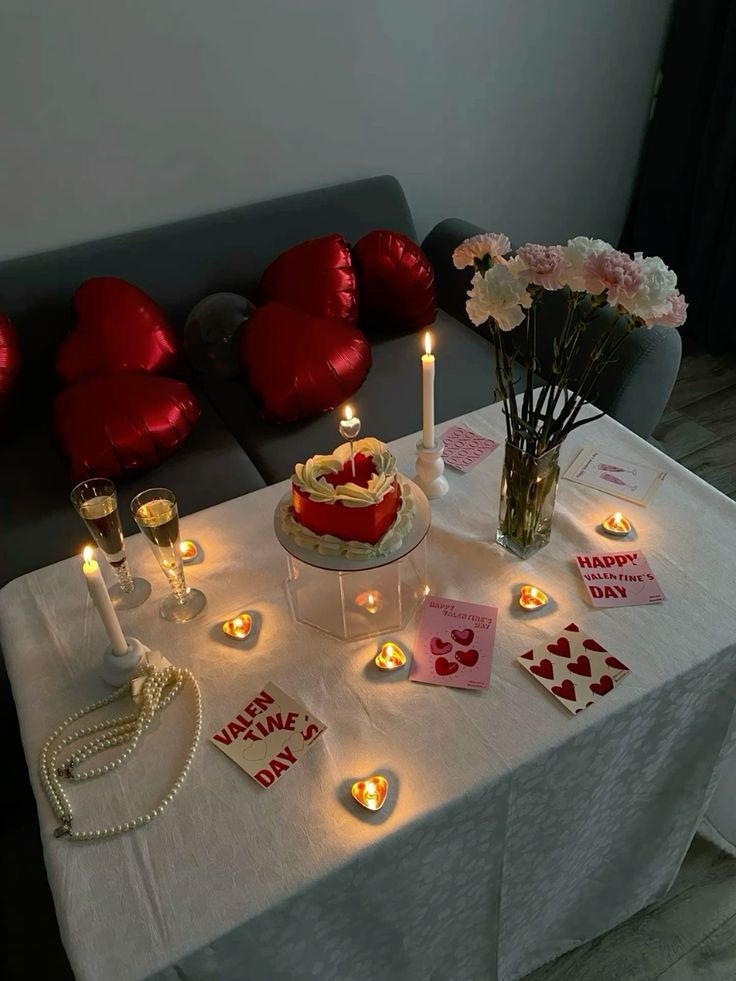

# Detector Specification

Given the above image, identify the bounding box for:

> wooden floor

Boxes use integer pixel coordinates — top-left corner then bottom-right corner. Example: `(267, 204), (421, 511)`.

(527, 340), (736, 981)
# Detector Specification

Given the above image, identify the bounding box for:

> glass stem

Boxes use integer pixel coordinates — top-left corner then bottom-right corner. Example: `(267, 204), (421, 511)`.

(114, 557), (135, 594)
(168, 564), (189, 604)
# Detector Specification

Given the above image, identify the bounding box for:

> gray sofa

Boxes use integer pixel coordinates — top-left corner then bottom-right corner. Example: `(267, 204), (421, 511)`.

(0, 175), (681, 588)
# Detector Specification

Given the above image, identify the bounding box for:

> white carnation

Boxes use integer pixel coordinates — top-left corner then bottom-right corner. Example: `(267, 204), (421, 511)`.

(625, 254), (678, 321)
(465, 261), (531, 331)
(562, 236), (614, 291)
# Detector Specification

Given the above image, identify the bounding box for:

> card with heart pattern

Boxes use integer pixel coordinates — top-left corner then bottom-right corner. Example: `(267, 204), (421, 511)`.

(516, 622), (630, 714)
(410, 594), (497, 689)
(442, 425), (499, 472)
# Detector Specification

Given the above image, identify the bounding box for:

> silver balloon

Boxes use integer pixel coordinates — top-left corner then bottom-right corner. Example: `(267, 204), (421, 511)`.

(184, 293), (255, 378)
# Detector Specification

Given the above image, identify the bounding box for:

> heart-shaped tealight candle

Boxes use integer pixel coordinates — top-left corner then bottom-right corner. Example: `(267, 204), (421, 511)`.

(356, 591), (382, 614)
(222, 613), (253, 640)
(375, 642), (406, 671)
(601, 512), (632, 537)
(519, 585), (548, 611)
(179, 540), (198, 563)
(351, 774), (388, 811)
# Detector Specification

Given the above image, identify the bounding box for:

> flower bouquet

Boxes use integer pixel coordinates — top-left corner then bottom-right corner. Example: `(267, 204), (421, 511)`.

(453, 233), (686, 557)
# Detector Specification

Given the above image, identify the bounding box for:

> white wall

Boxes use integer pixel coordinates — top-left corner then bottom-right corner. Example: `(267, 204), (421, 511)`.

(0, 0), (672, 262)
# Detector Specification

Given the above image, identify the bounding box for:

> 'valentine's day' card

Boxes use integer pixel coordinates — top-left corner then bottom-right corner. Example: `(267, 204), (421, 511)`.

(516, 622), (630, 714)
(442, 425), (499, 473)
(210, 683), (327, 788)
(410, 594), (497, 689)
(563, 445), (667, 505)
(576, 550), (665, 607)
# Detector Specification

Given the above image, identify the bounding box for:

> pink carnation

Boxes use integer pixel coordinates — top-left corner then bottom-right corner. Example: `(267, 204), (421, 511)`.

(452, 232), (512, 269)
(583, 249), (644, 305)
(652, 290), (688, 328)
(516, 243), (566, 290)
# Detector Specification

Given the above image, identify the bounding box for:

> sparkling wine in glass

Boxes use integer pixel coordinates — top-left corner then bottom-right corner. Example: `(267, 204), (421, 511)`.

(131, 487), (206, 623)
(71, 478), (151, 609)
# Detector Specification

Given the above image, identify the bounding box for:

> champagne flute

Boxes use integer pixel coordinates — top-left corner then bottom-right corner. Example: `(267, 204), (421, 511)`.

(130, 487), (206, 623)
(71, 478), (151, 610)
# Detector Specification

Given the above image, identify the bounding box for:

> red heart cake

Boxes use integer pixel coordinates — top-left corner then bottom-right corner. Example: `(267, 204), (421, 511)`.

(279, 437), (415, 559)
(54, 373), (200, 481)
(259, 233), (358, 323)
(353, 229), (436, 332)
(0, 313), (21, 409)
(56, 277), (179, 383)
(241, 302), (371, 423)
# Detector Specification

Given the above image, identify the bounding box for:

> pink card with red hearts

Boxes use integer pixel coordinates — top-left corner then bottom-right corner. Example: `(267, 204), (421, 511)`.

(516, 623), (630, 714)
(442, 425), (499, 472)
(575, 551), (665, 607)
(409, 594), (497, 690)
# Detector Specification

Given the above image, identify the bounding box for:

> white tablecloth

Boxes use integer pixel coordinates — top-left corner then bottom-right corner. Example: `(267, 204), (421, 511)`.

(2, 403), (736, 981)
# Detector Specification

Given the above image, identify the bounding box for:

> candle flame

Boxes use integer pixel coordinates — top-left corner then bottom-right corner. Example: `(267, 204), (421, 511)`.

(613, 511), (623, 523)
(368, 592), (375, 604)
(424, 331), (432, 356)
(83, 545), (94, 564)
(344, 404), (353, 421)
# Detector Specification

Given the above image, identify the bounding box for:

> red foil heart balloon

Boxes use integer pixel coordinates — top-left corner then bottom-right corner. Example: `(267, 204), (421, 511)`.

(260, 233), (357, 323)
(241, 302), (371, 422)
(451, 627), (474, 646)
(353, 230), (436, 333)
(430, 636), (453, 656)
(455, 649), (479, 668)
(56, 277), (179, 383)
(435, 656), (459, 676)
(0, 313), (21, 409)
(54, 373), (200, 481)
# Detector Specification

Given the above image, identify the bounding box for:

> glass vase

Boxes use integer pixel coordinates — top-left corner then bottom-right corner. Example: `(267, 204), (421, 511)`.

(496, 441), (561, 559)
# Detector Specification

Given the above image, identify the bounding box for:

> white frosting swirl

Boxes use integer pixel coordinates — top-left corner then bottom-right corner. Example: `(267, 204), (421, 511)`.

(292, 437), (398, 508)
(280, 477), (415, 559)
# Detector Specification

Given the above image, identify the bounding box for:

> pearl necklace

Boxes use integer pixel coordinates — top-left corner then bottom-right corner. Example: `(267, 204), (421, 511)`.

(39, 661), (202, 842)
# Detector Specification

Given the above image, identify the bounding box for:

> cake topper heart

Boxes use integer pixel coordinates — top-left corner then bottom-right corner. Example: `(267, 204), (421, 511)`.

(339, 417), (361, 441)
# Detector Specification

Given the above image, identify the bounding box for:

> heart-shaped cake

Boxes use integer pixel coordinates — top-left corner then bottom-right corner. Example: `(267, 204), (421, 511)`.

(54, 372), (200, 481)
(260, 233), (358, 323)
(241, 302), (371, 423)
(56, 277), (179, 383)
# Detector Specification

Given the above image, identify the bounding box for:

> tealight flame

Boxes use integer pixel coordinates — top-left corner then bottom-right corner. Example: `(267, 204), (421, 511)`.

(424, 331), (432, 356)
(344, 404), (353, 421)
(83, 545), (94, 564)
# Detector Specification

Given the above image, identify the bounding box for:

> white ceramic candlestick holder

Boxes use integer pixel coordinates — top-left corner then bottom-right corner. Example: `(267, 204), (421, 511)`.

(101, 636), (149, 687)
(414, 438), (449, 499)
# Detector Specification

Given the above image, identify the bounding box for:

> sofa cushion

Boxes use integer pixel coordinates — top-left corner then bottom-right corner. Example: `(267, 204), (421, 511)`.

(54, 373), (201, 481)
(0, 395), (266, 588)
(259, 233), (358, 323)
(205, 309), (527, 483)
(353, 229), (436, 334)
(56, 277), (180, 383)
(241, 302), (371, 423)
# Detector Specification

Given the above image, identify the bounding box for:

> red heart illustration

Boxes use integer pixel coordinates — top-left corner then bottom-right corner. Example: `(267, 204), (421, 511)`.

(530, 658), (554, 680)
(590, 675), (614, 696)
(551, 679), (577, 702)
(583, 638), (608, 653)
(435, 656), (459, 676)
(455, 649), (479, 668)
(565, 623), (580, 632)
(519, 650), (534, 660)
(605, 656), (628, 671)
(451, 627), (474, 646)
(547, 637), (571, 658)
(430, 636), (453, 656)
(567, 655), (592, 677)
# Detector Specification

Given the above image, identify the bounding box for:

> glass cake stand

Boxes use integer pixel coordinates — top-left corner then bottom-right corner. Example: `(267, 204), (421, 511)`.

(273, 478), (431, 641)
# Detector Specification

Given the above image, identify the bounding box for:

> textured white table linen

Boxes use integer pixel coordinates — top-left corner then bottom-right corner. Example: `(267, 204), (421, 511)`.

(2, 403), (736, 981)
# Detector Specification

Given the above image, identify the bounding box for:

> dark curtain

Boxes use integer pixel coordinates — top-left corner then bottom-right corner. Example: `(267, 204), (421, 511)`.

(622, 0), (736, 353)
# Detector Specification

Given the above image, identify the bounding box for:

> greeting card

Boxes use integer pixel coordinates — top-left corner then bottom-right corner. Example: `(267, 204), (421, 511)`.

(442, 425), (499, 472)
(210, 683), (326, 788)
(516, 622), (630, 714)
(563, 445), (667, 505)
(410, 594), (497, 689)
(575, 550), (665, 607)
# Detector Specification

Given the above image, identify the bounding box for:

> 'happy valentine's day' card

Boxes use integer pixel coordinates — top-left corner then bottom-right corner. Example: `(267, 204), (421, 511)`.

(576, 551), (665, 607)
(517, 622), (630, 714)
(210, 683), (326, 789)
(410, 595), (497, 690)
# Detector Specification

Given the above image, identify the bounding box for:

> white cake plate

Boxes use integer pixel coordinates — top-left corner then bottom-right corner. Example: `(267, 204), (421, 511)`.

(273, 478), (431, 573)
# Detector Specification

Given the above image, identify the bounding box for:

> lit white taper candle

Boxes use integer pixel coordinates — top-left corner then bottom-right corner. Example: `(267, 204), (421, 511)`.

(82, 545), (128, 656)
(421, 331), (435, 448)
